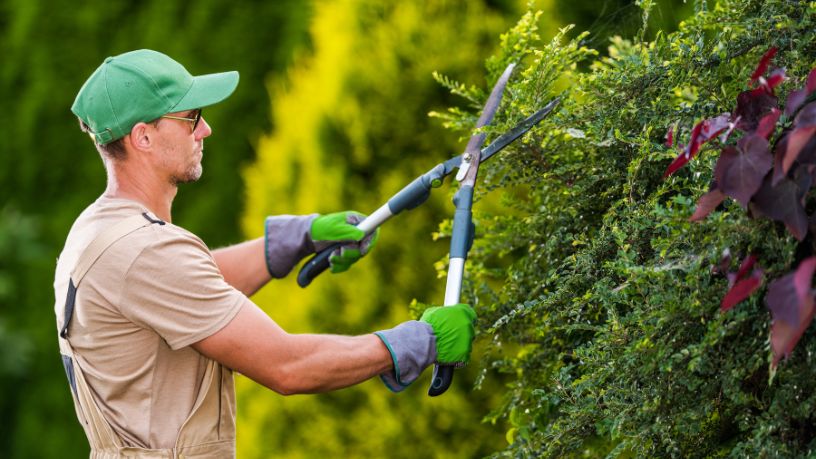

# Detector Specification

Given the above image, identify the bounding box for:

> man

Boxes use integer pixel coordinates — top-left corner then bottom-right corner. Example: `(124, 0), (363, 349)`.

(55, 49), (476, 457)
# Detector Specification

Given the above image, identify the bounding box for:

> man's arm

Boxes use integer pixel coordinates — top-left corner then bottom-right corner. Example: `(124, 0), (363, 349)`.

(192, 300), (392, 395)
(212, 238), (271, 296)
(212, 212), (380, 296)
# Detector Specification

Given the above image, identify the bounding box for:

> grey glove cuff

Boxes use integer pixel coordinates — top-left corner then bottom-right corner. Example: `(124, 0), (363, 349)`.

(264, 214), (319, 278)
(374, 321), (437, 393)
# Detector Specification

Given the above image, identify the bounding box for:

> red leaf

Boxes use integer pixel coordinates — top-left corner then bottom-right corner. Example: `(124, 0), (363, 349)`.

(663, 151), (690, 178)
(807, 67), (816, 93)
(763, 68), (787, 94)
(727, 253), (758, 287)
(689, 188), (726, 222)
(684, 114), (730, 159)
(665, 124), (675, 148)
(766, 257), (816, 367)
(783, 126), (816, 175)
(685, 121), (705, 158)
(785, 89), (808, 117)
(756, 108), (781, 140)
(751, 175), (809, 241)
(772, 132), (789, 186)
(795, 102), (816, 127)
(718, 248), (732, 275)
(794, 257), (816, 299)
(720, 117), (740, 143)
(715, 137), (772, 207)
(736, 254), (758, 280)
(751, 47), (778, 82)
(734, 89), (778, 132)
(721, 270), (763, 312)
(770, 313), (815, 368)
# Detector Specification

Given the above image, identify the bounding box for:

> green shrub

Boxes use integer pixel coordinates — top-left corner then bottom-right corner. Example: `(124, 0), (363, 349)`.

(437, 1), (816, 457)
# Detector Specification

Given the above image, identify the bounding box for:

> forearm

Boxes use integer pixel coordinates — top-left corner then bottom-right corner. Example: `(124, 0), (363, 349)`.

(194, 302), (393, 395)
(212, 214), (317, 296)
(266, 333), (392, 394)
(212, 237), (270, 296)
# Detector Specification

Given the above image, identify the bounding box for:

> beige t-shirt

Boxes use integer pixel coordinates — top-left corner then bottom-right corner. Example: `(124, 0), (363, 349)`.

(54, 196), (247, 448)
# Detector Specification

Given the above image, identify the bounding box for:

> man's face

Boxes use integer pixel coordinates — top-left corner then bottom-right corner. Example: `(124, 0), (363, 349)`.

(153, 109), (211, 185)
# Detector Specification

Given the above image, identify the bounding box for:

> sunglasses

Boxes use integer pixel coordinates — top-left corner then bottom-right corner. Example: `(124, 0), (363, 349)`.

(160, 109), (202, 132)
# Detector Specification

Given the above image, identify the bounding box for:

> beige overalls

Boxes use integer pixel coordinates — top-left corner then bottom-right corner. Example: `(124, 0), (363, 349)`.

(57, 213), (236, 458)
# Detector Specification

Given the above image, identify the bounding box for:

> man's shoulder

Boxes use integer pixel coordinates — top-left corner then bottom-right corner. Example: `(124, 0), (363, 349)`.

(59, 197), (210, 279)
(127, 220), (208, 261)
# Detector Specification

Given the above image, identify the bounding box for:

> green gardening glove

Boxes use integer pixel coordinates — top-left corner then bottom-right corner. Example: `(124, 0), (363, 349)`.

(374, 303), (477, 392)
(420, 303), (477, 366)
(310, 211), (380, 273)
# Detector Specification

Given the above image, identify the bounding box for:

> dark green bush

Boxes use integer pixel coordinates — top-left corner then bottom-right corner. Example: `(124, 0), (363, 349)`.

(436, 1), (816, 456)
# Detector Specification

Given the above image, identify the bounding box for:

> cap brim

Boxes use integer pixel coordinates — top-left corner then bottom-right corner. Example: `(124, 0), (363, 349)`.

(171, 70), (239, 112)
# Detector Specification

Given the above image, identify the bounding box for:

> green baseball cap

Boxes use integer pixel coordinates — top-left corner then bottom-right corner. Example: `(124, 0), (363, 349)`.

(72, 49), (239, 144)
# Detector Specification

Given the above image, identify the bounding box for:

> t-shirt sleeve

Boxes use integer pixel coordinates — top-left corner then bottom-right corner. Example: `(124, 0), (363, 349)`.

(119, 231), (247, 350)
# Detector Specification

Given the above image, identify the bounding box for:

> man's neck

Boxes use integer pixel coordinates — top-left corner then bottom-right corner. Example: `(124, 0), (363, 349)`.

(104, 163), (177, 223)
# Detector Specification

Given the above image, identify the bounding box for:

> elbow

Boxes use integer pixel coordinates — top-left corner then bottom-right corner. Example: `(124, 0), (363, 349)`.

(264, 366), (305, 396)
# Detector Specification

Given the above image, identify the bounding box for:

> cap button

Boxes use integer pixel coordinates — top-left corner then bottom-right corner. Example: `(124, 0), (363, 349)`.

(104, 57), (114, 63)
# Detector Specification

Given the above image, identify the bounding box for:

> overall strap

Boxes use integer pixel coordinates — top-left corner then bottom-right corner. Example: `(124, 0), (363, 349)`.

(60, 212), (165, 339)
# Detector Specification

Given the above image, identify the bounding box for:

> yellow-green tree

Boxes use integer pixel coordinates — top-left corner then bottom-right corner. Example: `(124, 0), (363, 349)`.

(240, 0), (560, 456)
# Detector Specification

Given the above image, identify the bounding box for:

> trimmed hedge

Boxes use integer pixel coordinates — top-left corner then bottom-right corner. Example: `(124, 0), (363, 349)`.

(437, 1), (816, 456)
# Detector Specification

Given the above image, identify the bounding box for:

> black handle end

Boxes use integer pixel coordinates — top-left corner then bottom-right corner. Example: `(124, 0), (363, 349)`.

(296, 245), (338, 288)
(428, 364), (454, 396)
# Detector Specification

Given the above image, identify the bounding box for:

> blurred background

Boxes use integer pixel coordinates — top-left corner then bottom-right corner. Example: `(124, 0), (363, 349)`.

(0, 0), (689, 456)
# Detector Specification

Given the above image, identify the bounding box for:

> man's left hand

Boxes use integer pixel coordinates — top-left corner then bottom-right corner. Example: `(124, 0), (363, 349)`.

(310, 211), (379, 273)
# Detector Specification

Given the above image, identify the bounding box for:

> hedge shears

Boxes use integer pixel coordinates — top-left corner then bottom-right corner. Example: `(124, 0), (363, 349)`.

(297, 63), (560, 396)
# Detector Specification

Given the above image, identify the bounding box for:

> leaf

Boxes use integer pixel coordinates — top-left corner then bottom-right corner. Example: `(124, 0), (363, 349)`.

(750, 174), (809, 241)
(718, 248), (732, 275)
(685, 114), (730, 159)
(721, 254), (763, 312)
(785, 89), (808, 117)
(808, 67), (816, 93)
(770, 316), (815, 368)
(756, 108), (781, 140)
(750, 47), (778, 82)
(720, 117), (740, 143)
(762, 68), (786, 94)
(766, 257), (816, 367)
(721, 269), (763, 312)
(772, 132), (789, 186)
(663, 151), (690, 178)
(665, 124), (675, 148)
(734, 89), (778, 132)
(665, 114), (732, 177)
(714, 136), (772, 207)
(794, 101), (816, 127)
(689, 188), (726, 222)
(736, 254), (758, 281)
(783, 126), (816, 174)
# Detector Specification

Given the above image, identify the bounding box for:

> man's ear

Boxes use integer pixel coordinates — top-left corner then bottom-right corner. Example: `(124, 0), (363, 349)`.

(128, 122), (154, 151)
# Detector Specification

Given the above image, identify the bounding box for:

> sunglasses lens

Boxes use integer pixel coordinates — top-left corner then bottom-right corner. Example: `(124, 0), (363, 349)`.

(193, 110), (202, 130)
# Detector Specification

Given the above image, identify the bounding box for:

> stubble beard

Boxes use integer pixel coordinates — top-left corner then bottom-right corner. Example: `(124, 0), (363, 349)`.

(171, 163), (203, 185)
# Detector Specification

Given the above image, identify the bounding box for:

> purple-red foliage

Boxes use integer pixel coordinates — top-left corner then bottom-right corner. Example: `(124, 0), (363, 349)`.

(663, 114), (731, 178)
(766, 257), (816, 368)
(721, 254), (764, 312)
(669, 48), (816, 366)
(714, 135), (772, 207)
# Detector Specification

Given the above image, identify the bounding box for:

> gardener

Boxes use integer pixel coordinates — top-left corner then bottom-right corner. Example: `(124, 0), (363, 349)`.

(54, 49), (476, 457)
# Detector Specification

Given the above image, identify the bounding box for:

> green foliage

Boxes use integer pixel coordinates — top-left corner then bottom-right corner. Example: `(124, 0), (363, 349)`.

(241, 0), (554, 457)
(433, 1), (816, 457)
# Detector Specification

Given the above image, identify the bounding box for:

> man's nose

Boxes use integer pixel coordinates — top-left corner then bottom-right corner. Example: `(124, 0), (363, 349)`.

(196, 117), (213, 139)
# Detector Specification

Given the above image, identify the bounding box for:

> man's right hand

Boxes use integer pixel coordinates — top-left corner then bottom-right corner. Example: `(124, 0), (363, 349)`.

(374, 303), (477, 392)
(420, 303), (476, 366)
